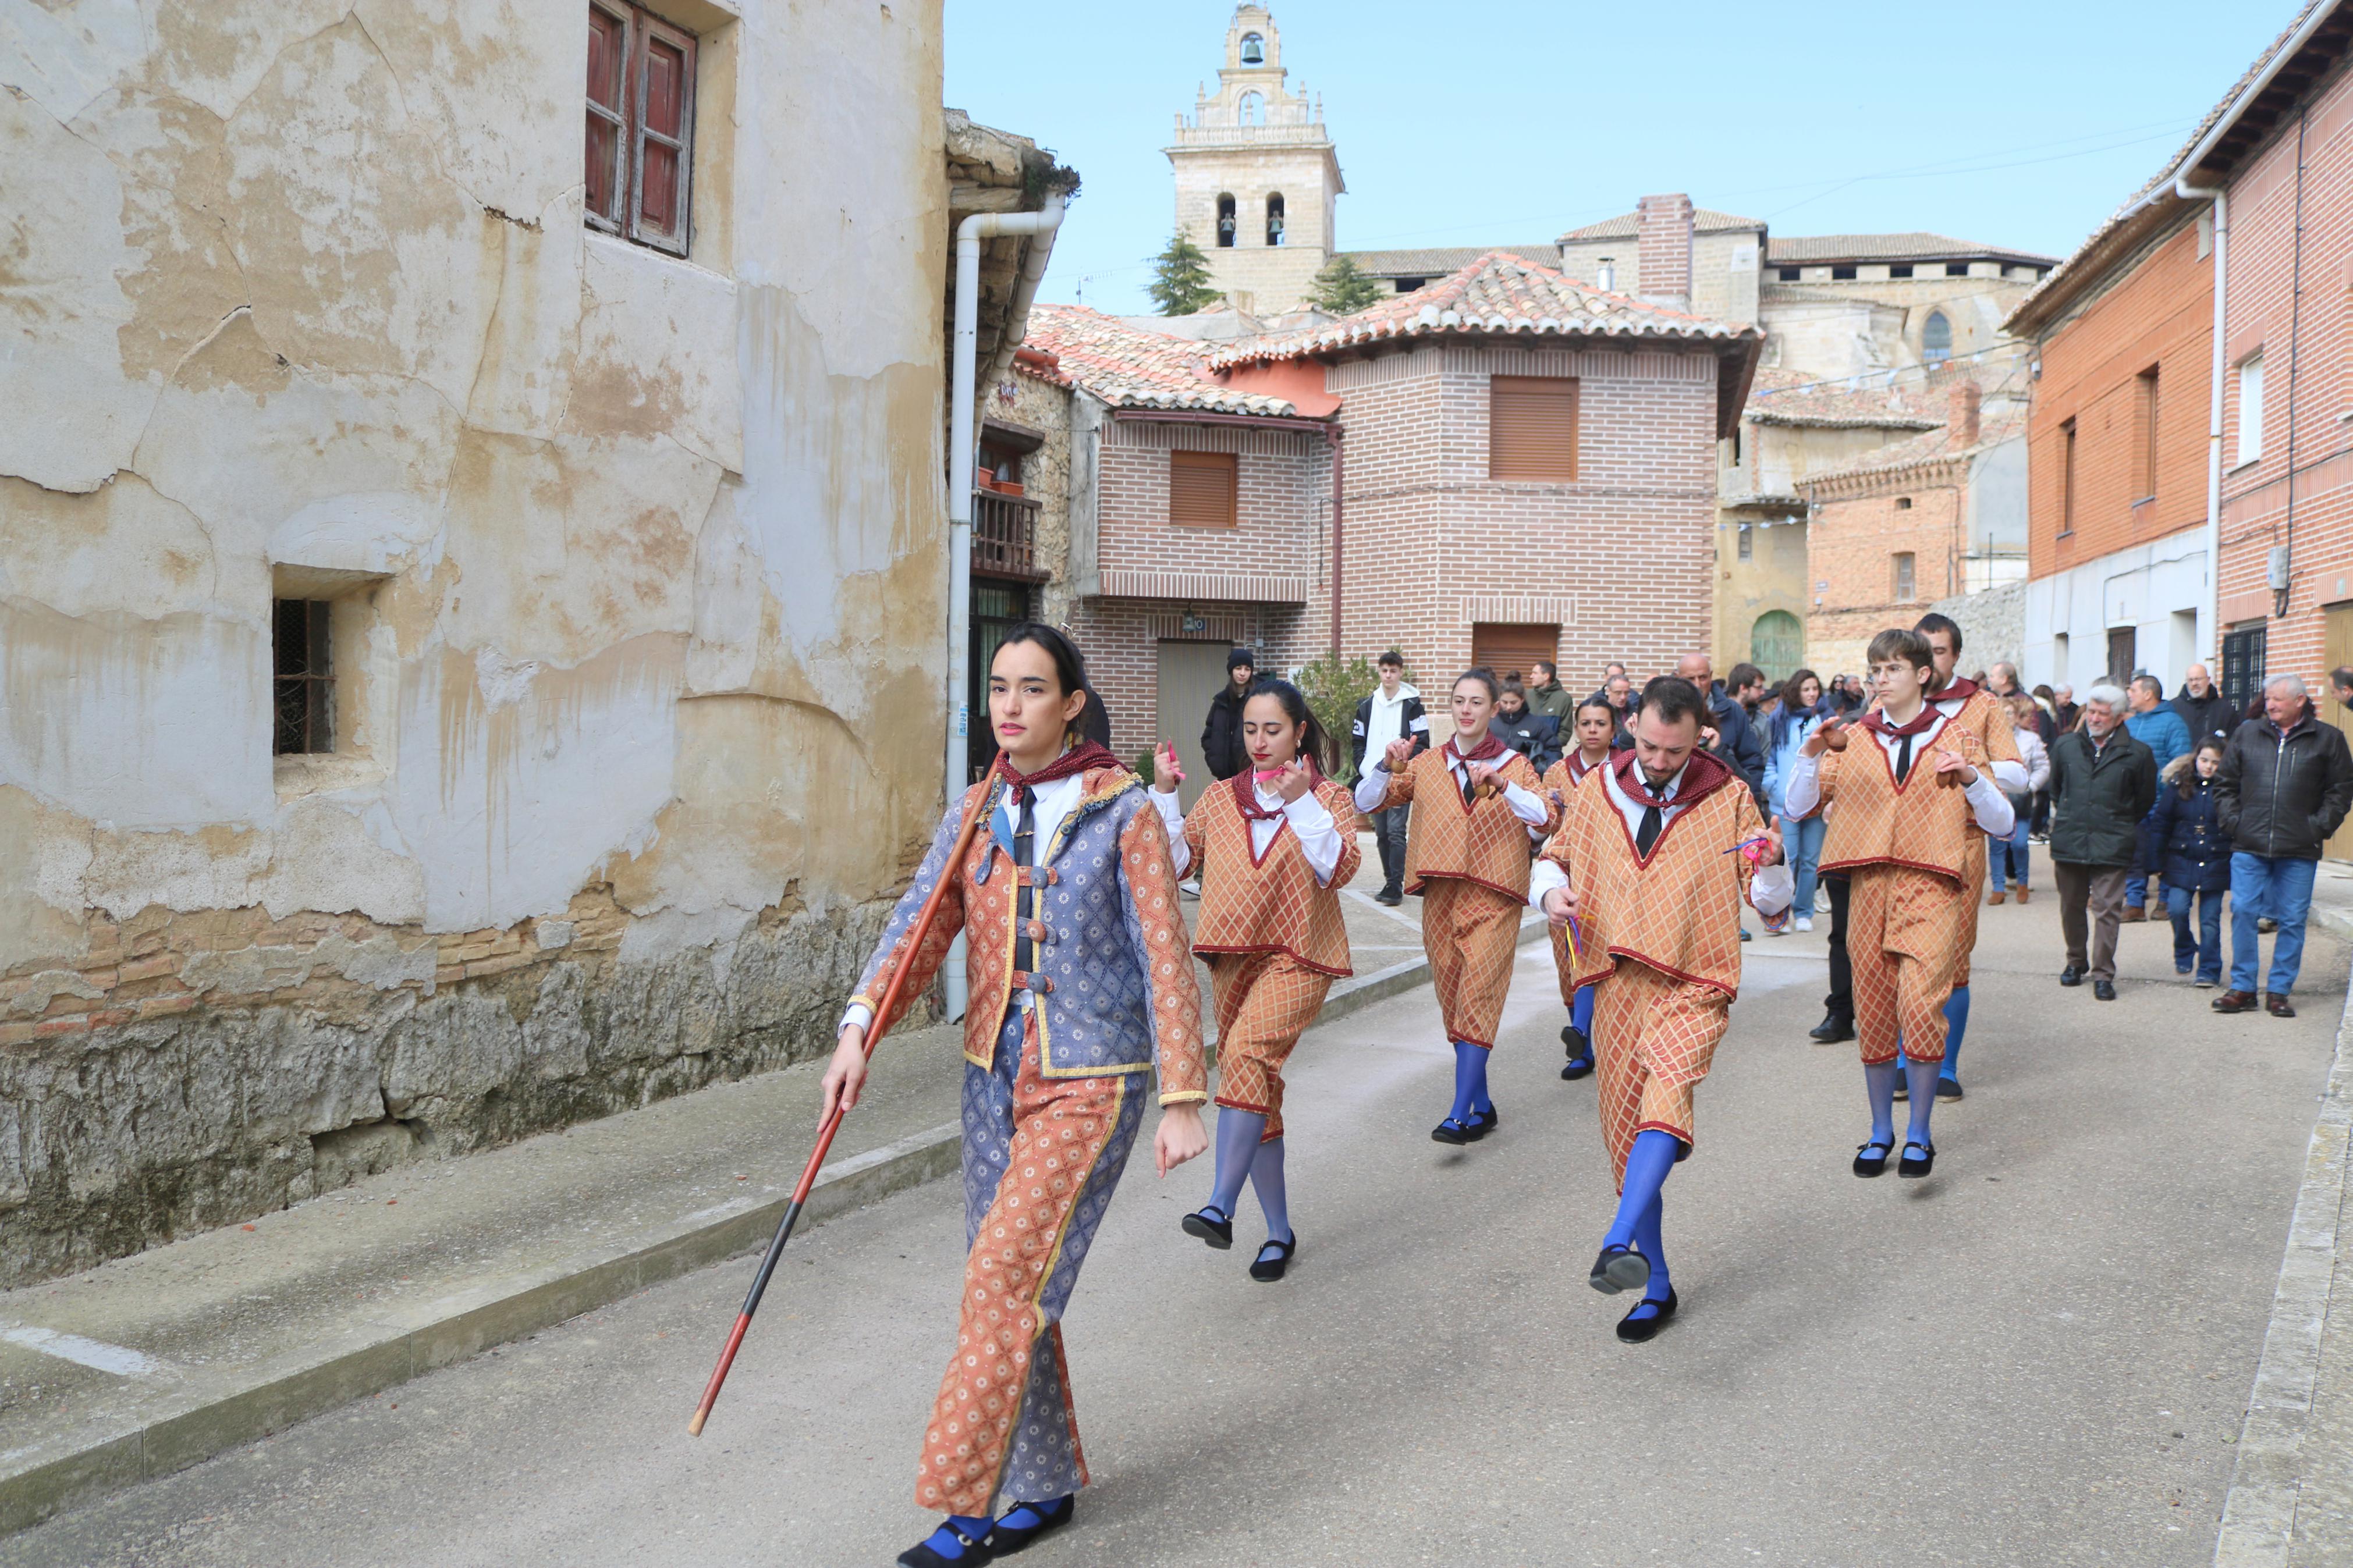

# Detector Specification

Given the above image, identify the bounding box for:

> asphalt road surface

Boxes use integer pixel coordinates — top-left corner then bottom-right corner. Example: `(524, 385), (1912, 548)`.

(6, 899), (2343, 1568)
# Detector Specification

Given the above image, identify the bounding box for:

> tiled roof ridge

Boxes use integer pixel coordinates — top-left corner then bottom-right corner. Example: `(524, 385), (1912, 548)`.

(1557, 207), (1765, 240)
(1021, 302), (1304, 417)
(1799, 405), (2027, 489)
(1206, 248), (1756, 369)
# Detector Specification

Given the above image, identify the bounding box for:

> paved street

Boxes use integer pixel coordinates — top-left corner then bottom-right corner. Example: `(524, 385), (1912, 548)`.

(5, 895), (2344, 1568)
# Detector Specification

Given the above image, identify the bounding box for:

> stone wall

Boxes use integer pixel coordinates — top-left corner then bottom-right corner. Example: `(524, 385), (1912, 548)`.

(1928, 580), (2025, 678)
(0, 0), (964, 1286)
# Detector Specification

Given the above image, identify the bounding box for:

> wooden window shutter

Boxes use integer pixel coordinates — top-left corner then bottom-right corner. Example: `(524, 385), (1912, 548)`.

(585, 2), (631, 230)
(1489, 376), (1579, 481)
(1470, 623), (1560, 681)
(630, 11), (695, 254)
(1169, 450), (1238, 528)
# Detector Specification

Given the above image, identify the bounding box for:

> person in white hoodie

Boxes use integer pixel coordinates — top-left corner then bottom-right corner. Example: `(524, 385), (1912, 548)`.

(1351, 650), (1429, 905)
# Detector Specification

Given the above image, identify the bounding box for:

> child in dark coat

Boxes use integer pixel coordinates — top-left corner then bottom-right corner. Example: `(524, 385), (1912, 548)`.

(2147, 739), (2230, 986)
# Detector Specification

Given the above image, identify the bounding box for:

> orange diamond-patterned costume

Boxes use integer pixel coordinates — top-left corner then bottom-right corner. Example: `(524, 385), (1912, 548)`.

(1930, 681), (2025, 988)
(1371, 739), (1556, 1049)
(846, 752), (1204, 1519)
(1182, 774), (1361, 1139)
(1540, 751), (1610, 1008)
(1800, 714), (1991, 1065)
(1538, 749), (1769, 1185)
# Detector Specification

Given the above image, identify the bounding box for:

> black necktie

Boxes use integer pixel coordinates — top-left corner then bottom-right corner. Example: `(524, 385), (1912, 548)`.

(1013, 786), (1036, 974)
(1459, 762), (1475, 806)
(1895, 733), (1914, 784)
(1636, 801), (1663, 857)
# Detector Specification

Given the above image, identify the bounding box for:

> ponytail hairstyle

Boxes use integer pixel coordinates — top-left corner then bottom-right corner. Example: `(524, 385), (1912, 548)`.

(1244, 677), (1339, 777)
(992, 622), (1108, 746)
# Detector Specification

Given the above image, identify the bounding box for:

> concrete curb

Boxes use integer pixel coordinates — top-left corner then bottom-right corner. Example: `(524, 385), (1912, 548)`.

(2212, 957), (2353, 1565)
(1, 914), (1506, 1537)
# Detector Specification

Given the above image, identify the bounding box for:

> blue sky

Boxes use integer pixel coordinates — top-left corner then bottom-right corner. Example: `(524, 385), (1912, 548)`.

(944, 0), (2294, 316)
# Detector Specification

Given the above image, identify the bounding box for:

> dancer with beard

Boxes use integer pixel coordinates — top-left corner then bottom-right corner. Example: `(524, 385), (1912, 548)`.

(1532, 677), (1788, 1341)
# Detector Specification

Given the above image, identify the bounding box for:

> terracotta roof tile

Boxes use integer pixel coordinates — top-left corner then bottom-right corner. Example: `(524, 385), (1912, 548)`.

(1556, 208), (1763, 241)
(1744, 368), (1945, 430)
(1799, 405), (2027, 489)
(1021, 304), (1303, 415)
(1766, 232), (2057, 266)
(1343, 244), (1559, 276)
(1207, 250), (1758, 368)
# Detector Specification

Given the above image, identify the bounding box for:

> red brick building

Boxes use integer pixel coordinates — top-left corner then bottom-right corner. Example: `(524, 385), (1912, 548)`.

(1021, 304), (1338, 795)
(1213, 248), (1762, 701)
(2006, 0), (2353, 746)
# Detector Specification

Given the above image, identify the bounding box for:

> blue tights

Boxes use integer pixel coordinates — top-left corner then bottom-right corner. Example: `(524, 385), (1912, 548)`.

(1447, 1040), (1494, 1125)
(1865, 1057), (1940, 1151)
(1569, 986), (1595, 1058)
(1603, 1129), (1679, 1305)
(1202, 1107), (1291, 1244)
(1939, 985), (1969, 1083)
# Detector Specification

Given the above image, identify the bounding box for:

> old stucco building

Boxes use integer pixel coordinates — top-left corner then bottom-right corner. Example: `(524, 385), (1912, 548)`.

(1, 0), (1066, 1284)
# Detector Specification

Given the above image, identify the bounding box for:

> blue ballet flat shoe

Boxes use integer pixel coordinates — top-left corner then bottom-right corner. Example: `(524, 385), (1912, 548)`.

(987, 1495), (1074, 1556)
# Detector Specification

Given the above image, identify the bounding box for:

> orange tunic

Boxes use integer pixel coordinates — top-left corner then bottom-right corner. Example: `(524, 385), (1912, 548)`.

(1803, 715), (1990, 1064)
(1377, 742), (1556, 900)
(1183, 775), (1361, 977)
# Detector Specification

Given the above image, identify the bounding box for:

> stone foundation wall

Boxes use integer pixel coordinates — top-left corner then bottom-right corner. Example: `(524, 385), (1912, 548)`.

(0, 889), (893, 1288)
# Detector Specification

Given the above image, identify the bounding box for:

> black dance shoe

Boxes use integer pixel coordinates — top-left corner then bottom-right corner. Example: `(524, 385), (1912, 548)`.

(899, 1521), (996, 1567)
(1852, 1140), (1893, 1178)
(1560, 1055), (1593, 1080)
(1248, 1236), (1297, 1283)
(1809, 1012), (1855, 1044)
(1898, 1140), (1936, 1178)
(1431, 1117), (1472, 1145)
(1180, 1207), (1234, 1249)
(1588, 1243), (1650, 1295)
(1465, 1105), (1500, 1140)
(1616, 1287), (1680, 1343)
(1935, 1076), (1963, 1101)
(986, 1495), (1074, 1556)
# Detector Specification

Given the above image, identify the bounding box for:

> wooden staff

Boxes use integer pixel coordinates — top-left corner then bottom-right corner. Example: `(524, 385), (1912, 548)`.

(687, 777), (994, 1437)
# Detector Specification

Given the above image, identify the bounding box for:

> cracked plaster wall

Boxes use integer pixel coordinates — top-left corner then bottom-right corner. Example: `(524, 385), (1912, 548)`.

(0, 0), (954, 1283)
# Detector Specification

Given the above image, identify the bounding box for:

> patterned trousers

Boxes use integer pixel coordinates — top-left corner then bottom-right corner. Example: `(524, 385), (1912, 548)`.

(1419, 876), (1522, 1050)
(1208, 951), (1333, 1141)
(1591, 960), (1730, 1189)
(1952, 832), (1986, 989)
(918, 1007), (1147, 1517)
(1846, 863), (1965, 1065)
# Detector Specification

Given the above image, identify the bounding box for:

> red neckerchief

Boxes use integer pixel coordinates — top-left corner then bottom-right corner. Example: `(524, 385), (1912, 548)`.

(1609, 746), (1734, 810)
(1233, 762), (1317, 822)
(1859, 705), (1942, 742)
(997, 739), (1117, 791)
(1565, 749), (1609, 784)
(1925, 676), (1978, 705)
(1446, 732), (1508, 767)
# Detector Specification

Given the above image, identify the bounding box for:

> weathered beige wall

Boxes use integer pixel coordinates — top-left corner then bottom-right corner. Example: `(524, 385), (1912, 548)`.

(0, 0), (953, 1282)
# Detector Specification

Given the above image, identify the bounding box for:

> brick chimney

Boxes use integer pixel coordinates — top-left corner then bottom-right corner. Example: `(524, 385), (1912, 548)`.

(1635, 193), (1694, 307)
(1948, 381), (1982, 445)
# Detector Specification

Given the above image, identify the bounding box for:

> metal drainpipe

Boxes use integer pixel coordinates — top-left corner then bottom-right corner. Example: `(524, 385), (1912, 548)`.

(1327, 425), (1344, 655)
(944, 193), (1064, 1021)
(2177, 176), (2227, 662)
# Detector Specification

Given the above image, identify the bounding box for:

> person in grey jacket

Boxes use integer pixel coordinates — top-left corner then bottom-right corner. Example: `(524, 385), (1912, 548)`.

(2046, 685), (2158, 1000)
(2212, 674), (2353, 1016)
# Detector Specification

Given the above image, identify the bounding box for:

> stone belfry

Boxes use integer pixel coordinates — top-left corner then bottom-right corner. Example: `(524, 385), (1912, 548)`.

(1164, 5), (1343, 315)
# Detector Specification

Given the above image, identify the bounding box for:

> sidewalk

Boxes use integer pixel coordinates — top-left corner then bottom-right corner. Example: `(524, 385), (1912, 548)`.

(0, 832), (1538, 1535)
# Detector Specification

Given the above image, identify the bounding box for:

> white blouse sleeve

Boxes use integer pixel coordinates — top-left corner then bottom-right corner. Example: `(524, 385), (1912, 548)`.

(1500, 780), (1550, 827)
(1780, 750), (1823, 819)
(1147, 785), (1191, 877)
(1351, 760), (1394, 816)
(1283, 792), (1346, 886)
(1528, 856), (1569, 910)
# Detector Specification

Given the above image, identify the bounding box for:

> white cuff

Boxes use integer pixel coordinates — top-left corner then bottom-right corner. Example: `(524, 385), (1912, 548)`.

(1351, 763), (1393, 816)
(1528, 857), (1569, 910)
(839, 1001), (875, 1034)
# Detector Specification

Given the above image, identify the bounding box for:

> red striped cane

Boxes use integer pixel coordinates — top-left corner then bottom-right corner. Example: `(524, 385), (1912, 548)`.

(687, 780), (993, 1437)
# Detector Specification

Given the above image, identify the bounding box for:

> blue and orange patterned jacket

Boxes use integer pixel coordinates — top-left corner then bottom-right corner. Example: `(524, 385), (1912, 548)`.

(849, 766), (1206, 1105)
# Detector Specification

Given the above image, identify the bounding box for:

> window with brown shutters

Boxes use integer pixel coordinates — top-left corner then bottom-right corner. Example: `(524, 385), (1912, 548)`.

(1470, 623), (1560, 682)
(1169, 450), (1239, 528)
(585, 2), (697, 257)
(1488, 376), (1578, 481)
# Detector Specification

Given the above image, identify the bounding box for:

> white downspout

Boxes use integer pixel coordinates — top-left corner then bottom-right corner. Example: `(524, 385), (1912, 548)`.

(2180, 177), (2227, 663)
(943, 192), (1064, 1021)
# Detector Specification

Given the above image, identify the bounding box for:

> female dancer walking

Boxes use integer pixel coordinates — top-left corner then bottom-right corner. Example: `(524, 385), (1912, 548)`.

(1354, 668), (1558, 1143)
(1150, 679), (1359, 1283)
(821, 624), (1208, 1567)
(1542, 696), (1619, 1079)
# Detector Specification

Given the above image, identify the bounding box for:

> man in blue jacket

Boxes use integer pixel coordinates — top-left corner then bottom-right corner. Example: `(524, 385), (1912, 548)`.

(2123, 674), (2192, 919)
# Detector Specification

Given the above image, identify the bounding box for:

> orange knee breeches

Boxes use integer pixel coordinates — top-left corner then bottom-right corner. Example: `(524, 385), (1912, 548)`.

(1419, 877), (1522, 1049)
(1591, 961), (1730, 1189)
(1208, 951), (1333, 1140)
(1846, 863), (1965, 1064)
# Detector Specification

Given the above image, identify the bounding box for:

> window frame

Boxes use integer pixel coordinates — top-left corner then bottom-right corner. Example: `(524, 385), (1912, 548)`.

(1893, 552), (1917, 603)
(2059, 417), (2078, 536)
(584, 0), (697, 258)
(2135, 364), (2161, 503)
(2237, 353), (2266, 467)
(272, 598), (335, 756)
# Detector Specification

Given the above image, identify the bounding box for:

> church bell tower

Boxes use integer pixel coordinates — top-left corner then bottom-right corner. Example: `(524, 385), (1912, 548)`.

(1163, 6), (1344, 316)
